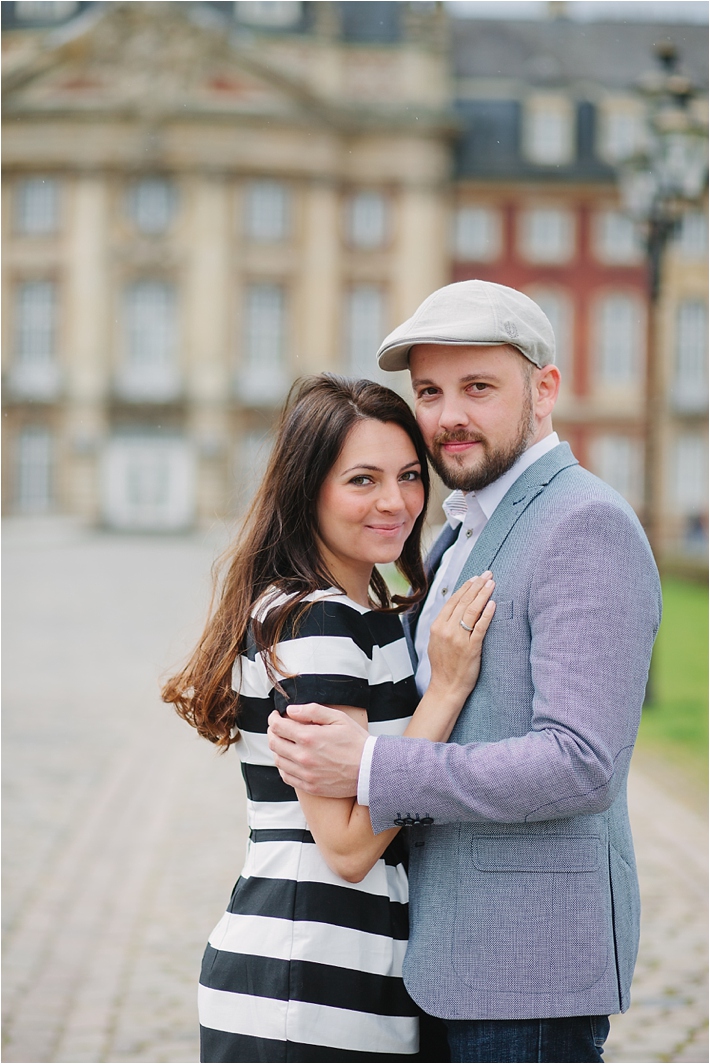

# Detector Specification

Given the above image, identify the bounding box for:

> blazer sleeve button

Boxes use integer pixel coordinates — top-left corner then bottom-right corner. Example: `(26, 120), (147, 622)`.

(394, 817), (405, 827)
(420, 816), (434, 825)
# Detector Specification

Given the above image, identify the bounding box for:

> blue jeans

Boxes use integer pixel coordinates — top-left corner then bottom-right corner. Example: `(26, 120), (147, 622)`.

(443, 1015), (610, 1063)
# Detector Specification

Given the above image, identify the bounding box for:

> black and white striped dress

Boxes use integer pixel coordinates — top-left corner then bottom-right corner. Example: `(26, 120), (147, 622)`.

(198, 589), (421, 1063)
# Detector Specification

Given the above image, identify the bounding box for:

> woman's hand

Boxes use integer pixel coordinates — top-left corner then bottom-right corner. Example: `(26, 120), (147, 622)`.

(427, 573), (496, 702)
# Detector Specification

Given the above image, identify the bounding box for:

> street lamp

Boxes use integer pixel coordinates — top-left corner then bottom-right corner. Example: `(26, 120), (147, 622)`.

(618, 42), (708, 560)
(618, 42), (708, 705)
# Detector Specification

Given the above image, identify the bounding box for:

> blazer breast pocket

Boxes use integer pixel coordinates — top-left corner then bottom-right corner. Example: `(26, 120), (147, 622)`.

(491, 599), (514, 621)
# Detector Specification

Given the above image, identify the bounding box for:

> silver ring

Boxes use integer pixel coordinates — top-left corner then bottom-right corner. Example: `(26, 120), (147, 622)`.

(459, 619), (475, 632)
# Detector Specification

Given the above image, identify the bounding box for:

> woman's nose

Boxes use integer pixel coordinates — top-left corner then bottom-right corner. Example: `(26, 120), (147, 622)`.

(377, 480), (405, 512)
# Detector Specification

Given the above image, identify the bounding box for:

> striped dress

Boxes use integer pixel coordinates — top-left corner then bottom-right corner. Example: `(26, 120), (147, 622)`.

(198, 589), (421, 1063)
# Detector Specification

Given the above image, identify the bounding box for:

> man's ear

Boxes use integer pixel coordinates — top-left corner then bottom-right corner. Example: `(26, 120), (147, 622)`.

(533, 363), (561, 418)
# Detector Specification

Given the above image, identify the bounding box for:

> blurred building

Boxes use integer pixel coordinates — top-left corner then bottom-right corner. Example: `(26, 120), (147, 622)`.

(2, 1), (708, 564)
(2, 0), (452, 529)
(450, 15), (708, 562)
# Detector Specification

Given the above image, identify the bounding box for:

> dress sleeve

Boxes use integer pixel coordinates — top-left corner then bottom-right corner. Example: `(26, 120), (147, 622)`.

(271, 599), (373, 714)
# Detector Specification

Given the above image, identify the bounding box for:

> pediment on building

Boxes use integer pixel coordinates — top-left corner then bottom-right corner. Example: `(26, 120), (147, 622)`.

(2, 2), (334, 128)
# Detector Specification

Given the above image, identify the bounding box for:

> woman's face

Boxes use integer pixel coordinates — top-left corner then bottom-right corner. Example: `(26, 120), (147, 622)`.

(316, 419), (425, 597)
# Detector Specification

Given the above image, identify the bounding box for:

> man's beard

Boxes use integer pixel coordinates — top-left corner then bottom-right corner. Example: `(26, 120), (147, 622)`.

(428, 386), (535, 493)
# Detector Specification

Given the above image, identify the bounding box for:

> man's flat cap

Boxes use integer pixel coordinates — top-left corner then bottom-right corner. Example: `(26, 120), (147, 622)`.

(377, 280), (556, 371)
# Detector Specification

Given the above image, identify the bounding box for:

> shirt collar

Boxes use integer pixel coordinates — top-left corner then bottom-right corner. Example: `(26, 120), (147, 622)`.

(443, 432), (560, 528)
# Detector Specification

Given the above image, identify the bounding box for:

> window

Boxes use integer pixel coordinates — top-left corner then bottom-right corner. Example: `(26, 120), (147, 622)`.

(524, 287), (573, 378)
(591, 435), (643, 507)
(119, 281), (179, 400)
(519, 208), (574, 264)
(593, 210), (642, 265)
(10, 281), (61, 399)
(15, 177), (60, 235)
(523, 96), (574, 166)
(598, 101), (644, 163)
(453, 207), (501, 262)
(672, 434), (707, 514)
(673, 300), (708, 411)
(675, 212), (708, 261)
(127, 178), (177, 235)
(341, 2), (401, 42)
(234, 1), (301, 27)
(346, 191), (388, 249)
(238, 283), (289, 404)
(101, 435), (195, 531)
(15, 1), (76, 21)
(595, 293), (644, 385)
(244, 180), (291, 243)
(344, 285), (386, 379)
(16, 426), (54, 513)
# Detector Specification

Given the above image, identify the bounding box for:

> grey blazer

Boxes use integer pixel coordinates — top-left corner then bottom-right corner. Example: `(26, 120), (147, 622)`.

(369, 443), (662, 1020)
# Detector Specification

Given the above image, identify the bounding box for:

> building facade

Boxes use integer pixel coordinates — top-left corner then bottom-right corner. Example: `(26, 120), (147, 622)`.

(450, 15), (708, 561)
(2, 1), (708, 563)
(2, 0), (452, 529)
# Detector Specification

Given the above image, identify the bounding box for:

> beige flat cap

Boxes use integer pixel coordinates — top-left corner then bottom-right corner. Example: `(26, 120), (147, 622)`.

(377, 280), (556, 371)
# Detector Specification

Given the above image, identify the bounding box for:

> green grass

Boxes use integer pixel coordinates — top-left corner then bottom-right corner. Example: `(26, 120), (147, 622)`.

(636, 577), (708, 806)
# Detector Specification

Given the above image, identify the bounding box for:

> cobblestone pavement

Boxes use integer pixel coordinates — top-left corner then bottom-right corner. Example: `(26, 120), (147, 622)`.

(3, 520), (707, 1064)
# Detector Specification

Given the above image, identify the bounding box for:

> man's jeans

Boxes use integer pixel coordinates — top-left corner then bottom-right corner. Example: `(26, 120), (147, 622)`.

(443, 1015), (610, 1063)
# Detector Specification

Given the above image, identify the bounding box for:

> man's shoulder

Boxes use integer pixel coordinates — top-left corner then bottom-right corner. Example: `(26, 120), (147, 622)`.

(506, 444), (635, 521)
(521, 451), (652, 553)
(530, 462), (658, 582)
(546, 459), (638, 516)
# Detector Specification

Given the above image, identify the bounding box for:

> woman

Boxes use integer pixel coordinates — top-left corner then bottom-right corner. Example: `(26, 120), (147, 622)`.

(163, 375), (495, 1063)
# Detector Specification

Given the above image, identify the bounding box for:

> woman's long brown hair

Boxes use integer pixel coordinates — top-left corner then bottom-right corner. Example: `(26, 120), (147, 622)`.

(162, 374), (430, 747)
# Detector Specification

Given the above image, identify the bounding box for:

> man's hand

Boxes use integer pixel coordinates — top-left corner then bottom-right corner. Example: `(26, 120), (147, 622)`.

(267, 704), (368, 797)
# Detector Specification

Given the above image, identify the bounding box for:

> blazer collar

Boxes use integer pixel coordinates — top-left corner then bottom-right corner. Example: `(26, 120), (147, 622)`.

(456, 442), (578, 587)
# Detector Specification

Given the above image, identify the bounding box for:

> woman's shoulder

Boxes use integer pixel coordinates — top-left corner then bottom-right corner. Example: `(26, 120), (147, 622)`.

(253, 587), (404, 652)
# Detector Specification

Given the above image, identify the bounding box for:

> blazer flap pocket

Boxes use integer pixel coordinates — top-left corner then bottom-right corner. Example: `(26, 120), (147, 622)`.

(472, 834), (601, 873)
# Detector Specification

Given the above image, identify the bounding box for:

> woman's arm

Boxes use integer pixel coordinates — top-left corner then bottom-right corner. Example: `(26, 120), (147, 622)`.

(295, 705), (396, 883)
(295, 574), (496, 882)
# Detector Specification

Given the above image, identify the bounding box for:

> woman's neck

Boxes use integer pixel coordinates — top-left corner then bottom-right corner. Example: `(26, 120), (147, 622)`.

(318, 545), (372, 607)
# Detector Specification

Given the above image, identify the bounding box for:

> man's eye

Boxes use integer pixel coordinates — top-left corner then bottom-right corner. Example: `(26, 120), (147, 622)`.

(470, 383), (489, 392)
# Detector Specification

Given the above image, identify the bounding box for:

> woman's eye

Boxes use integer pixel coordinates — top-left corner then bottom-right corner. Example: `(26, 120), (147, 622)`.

(349, 475), (372, 486)
(400, 470), (420, 482)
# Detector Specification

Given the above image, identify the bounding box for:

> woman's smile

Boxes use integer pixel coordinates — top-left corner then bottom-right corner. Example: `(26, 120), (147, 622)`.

(365, 521), (407, 534)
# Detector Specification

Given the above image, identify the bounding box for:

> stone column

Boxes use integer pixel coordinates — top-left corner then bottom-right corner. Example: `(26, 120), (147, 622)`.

(296, 178), (341, 375)
(389, 169), (449, 396)
(64, 173), (110, 521)
(393, 179), (449, 324)
(184, 173), (232, 522)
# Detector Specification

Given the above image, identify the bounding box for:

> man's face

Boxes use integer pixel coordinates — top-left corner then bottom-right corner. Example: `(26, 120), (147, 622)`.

(409, 343), (538, 493)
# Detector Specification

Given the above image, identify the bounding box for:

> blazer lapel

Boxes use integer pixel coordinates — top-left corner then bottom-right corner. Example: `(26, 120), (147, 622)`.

(456, 443), (578, 587)
(402, 521), (458, 658)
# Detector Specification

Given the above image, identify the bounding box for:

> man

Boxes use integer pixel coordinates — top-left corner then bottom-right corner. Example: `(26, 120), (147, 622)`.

(268, 280), (661, 1063)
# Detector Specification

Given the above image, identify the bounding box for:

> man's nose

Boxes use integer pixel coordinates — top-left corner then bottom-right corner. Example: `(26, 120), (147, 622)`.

(438, 394), (469, 431)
